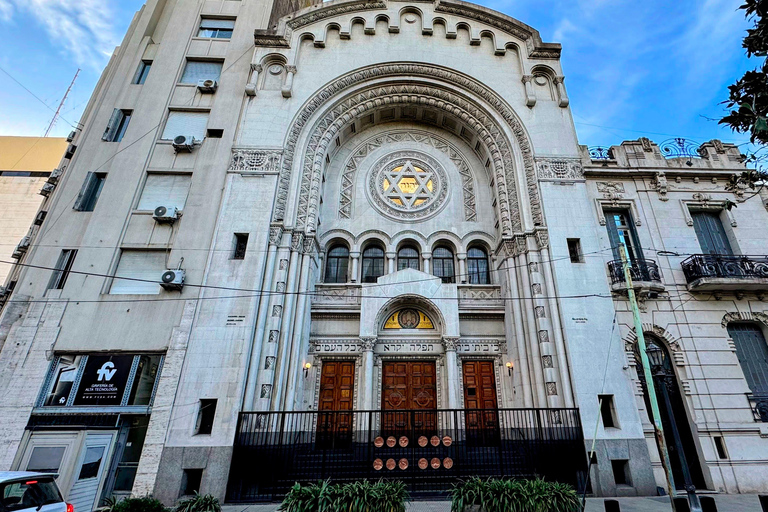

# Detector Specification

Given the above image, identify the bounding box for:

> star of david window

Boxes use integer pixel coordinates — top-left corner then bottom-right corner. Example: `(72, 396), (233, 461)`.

(367, 151), (448, 221)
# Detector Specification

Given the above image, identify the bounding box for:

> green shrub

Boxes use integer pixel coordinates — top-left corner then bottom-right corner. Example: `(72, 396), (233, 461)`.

(450, 478), (580, 512)
(174, 493), (221, 512)
(279, 480), (409, 512)
(110, 496), (169, 512)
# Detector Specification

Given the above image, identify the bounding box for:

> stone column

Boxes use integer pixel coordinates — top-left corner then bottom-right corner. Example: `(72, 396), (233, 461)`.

(386, 252), (396, 274)
(541, 251), (575, 407)
(245, 64), (262, 96)
(350, 251), (360, 283)
(505, 260), (533, 408)
(281, 65), (296, 98)
(554, 76), (569, 107)
(517, 250), (547, 407)
(521, 75), (536, 107)
(360, 337), (376, 410)
(422, 252), (431, 275)
(443, 337), (460, 409)
(457, 253), (467, 283)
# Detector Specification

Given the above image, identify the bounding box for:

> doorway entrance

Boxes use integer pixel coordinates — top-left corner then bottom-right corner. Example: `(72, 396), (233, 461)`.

(462, 361), (499, 445)
(381, 361), (437, 436)
(317, 361), (355, 447)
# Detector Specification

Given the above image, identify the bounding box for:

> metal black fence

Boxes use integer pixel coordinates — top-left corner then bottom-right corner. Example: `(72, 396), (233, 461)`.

(681, 254), (768, 282)
(607, 259), (662, 285)
(226, 408), (588, 502)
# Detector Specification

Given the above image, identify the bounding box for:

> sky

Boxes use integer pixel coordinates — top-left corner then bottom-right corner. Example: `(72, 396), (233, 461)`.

(0, 0), (758, 149)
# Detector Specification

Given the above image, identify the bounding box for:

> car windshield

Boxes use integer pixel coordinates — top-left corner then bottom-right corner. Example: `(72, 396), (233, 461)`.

(1, 478), (62, 512)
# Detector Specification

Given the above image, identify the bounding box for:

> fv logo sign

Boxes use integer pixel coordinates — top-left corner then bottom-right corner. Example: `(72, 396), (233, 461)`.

(96, 361), (117, 381)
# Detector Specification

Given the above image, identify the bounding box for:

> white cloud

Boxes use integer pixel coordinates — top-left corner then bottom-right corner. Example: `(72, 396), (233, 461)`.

(2, 0), (119, 69)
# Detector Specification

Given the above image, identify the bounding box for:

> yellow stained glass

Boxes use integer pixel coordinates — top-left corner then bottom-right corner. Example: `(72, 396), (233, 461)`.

(397, 177), (418, 194)
(383, 310), (435, 329)
(427, 180), (433, 192)
(392, 198), (403, 205)
(383, 178), (390, 190)
(413, 199), (425, 206)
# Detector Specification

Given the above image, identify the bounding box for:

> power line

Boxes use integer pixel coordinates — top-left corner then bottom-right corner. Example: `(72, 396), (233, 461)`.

(0, 64), (79, 130)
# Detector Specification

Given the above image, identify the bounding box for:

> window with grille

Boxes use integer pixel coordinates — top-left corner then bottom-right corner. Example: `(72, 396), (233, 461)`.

(397, 246), (420, 271)
(467, 247), (490, 284)
(197, 18), (234, 39)
(361, 246), (385, 283)
(432, 246), (455, 283)
(324, 245), (349, 283)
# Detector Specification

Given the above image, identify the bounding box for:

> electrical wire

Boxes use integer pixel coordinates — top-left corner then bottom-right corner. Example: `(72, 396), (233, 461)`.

(0, 64), (79, 130)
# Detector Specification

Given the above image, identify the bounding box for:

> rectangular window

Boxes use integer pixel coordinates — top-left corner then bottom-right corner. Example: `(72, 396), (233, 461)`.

(567, 238), (583, 263)
(44, 355), (82, 406)
(604, 209), (642, 261)
(598, 394), (618, 428)
(133, 60), (152, 84)
(180, 469), (203, 497)
(110, 250), (166, 295)
(611, 459), (630, 486)
(691, 211), (734, 255)
(161, 111), (209, 141)
(714, 436), (728, 459)
(233, 233), (249, 260)
(127, 355), (163, 406)
(195, 399), (217, 435)
(47, 249), (77, 290)
(73, 172), (106, 212)
(180, 60), (223, 84)
(102, 109), (132, 142)
(197, 18), (234, 39)
(137, 174), (192, 211)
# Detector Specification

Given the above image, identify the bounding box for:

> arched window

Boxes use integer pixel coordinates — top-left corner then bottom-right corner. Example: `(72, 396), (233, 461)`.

(432, 246), (455, 283)
(324, 245), (349, 283)
(362, 245), (385, 283)
(397, 246), (420, 271)
(467, 247), (490, 284)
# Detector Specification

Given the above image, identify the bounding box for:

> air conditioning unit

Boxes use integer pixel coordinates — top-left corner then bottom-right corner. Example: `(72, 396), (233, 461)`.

(12, 236), (31, 259)
(39, 183), (56, 197)
(65, 144), (76, 159)
(160, 269), (185, 291)
(48, 168), (64, 185)
(172, 135), (196, 153)
(197, 79), (218, 93)
(66, 130), (77, 143)
(152, 205), (179, 224)
(34, 211), (47, 226)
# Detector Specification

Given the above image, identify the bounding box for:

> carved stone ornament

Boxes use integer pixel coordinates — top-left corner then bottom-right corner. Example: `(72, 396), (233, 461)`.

(302, 235), (317, 255)
(653, 171), (669, 201)
(536, 158), (584, 181)
(269, 226), (284, 245)
(360, 337), (376, 351)
(285, 0), (387, 30)
(546, 382), (558, 396)
(291, 232), (304, 252)
(443, 337), (460, 351)
(721, 311), (768, 328)
(253, 30), (290, 47)
(273, 63), (542, 235)
(597, 181), (625, 200)
(229, 148), (282, 173)
(639, 137), (654, 152)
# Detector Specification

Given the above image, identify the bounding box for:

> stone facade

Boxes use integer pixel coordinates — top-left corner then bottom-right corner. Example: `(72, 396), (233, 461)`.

(0, 0), (766, 510)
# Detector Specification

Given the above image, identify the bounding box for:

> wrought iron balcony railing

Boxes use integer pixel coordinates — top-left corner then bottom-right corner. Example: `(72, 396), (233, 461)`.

(681, 254), (768, 288)
(607, 259), (662, 285)
(747, 394), (768, 422)
(226, 408), (587, 502)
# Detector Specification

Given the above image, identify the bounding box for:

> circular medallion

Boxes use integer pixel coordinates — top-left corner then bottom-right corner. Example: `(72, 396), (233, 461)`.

(367, 151), (448, 221)
(386, 459), (396, 470)
(387, 392), (404, 407)
(386, 436), (397, 448)
(405, 13), (417, 23)
(399, 458), (409, 470)
(415, 391), (431, 407)
(443, 457), (454, 470)
(442, 436), (452, 447)
(418, 436), (428, 447)
(398, 308), (420, 329)
(373, 459), (383, 471)
(418, 458), (428, 470)
(268, 64), (283, 75)
(374, 437), (384, 448)
(430, 436), (440, 447)
(431, 458), (441, 469)
(399, 436), (409, 448)
(534, 75), (547, 86)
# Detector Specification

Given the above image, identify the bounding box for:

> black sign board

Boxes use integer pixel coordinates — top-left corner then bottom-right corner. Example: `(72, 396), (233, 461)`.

(74, 355), (134, 406)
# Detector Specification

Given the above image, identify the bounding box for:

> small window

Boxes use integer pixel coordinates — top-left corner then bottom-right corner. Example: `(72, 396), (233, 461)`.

(137, 174), (191, 211)
(206, 128), (223, 138)
(161, 111), (209, 141)
(610, 459), (630, 486)
(73, 172), (106, 212)
(127, 355), (163, 406)
(47, 249), (77, 290)
(110, 250), (167, 295)
(198, 18), (234, 39)
(361, 245), (385, 283)
(102, 109), (132, 142)
(181, 60), (223, 84)
(714, 436), (728, 459)
(44, 355), (82, 406)
(567, 238), (583, 263)
(598, 394), (618, 428)
(180, 468), (203, 497)
(324, 245), (349, 283)
(467, 247), (490, 284)
(397, 246), (420, 271)
(233, 233), (249, 260)
(195, 398), (217, 435)
(78, 446), (105, 480)
(133, 60), (152, 84)
(432, 246), (455, 284)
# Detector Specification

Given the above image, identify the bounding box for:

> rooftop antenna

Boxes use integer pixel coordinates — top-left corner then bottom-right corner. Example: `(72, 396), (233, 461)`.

(44, 68), (80, 137)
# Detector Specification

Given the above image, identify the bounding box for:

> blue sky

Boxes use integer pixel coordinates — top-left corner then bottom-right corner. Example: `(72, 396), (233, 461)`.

(0, 0), (757, 149)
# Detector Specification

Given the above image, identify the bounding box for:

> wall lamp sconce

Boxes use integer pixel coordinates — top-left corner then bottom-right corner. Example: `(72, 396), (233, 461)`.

(506, 361), (514, 376)
(303, 362), (312, 378)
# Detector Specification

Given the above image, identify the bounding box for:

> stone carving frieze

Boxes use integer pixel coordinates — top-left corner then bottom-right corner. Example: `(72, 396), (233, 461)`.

(535, 158), (584, 181)
(285, 0), (387, 30)
(229, 148), (282, 173)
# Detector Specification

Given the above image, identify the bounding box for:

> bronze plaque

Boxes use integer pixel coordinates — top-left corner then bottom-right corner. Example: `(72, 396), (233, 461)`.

(399, 436), (409, 447)
(373, 459), (383, 471)
(374, 436), (384, 448)
(418, 458), (428, 470)
(386, 436), (397, 448)
(443, 436), (452, 447)
(399, 458), (408, 470)
(443, 457), (454, 469)
(430, 435), (440, 447)
(430, 457), (441, 469)
(386, 458), (396, 471)
(418, 436), (428, 447)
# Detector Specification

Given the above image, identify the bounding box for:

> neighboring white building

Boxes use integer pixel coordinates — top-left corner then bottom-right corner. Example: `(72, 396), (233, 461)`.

(0, 0), (767, 510)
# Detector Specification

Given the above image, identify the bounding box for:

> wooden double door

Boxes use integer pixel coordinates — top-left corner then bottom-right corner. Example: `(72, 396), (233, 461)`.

(381, 361), (437, 436)
(317, 361), (355, 446)
(462, 361), (500, 445)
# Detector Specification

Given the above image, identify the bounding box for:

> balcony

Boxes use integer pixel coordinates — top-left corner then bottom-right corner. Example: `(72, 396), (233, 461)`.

(226, 408), (587, 502)
(681, 254), (768, 292)
(747, 394), (768, 422)
(607, 259), (664, 296)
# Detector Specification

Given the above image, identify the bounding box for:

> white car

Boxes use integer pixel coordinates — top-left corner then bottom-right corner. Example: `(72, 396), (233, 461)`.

(0, 472), (72, 512)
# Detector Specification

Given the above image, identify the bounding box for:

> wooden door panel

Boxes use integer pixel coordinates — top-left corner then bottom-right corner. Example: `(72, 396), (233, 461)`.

(318, 361), (355, 447)
(382, 361), (437, 436)
(463, 361), (499, 446)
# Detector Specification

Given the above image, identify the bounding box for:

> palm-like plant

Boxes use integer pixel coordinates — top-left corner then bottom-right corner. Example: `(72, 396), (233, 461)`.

(450, 478), (579, 512)
(279, 480), (409, 512)
(174, 493), (221, 512)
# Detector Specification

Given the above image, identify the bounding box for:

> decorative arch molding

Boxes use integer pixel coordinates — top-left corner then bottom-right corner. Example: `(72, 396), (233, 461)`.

(355, 229), (391, 250)
(276, 62), (543, 239)
(623, 324), (681, 354)
(721, 311), (768, 328)
(339, 130), (477, 222)
(375, 294), (446, 336)
(318, 228), (355, 251)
